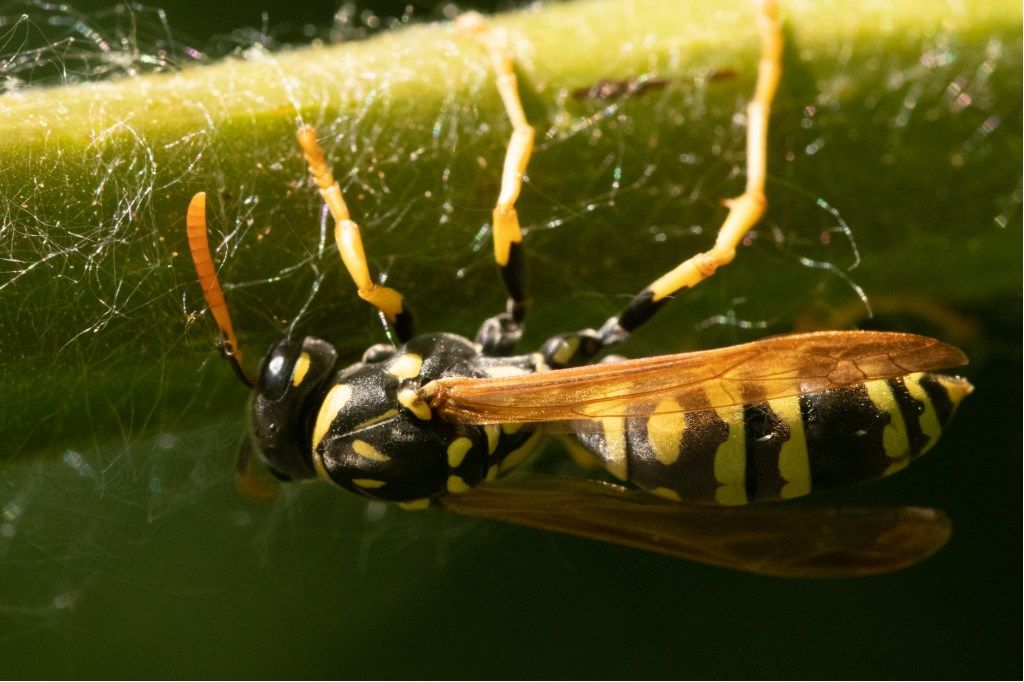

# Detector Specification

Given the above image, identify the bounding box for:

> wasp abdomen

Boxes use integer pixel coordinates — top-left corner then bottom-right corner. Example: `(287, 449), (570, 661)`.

(575, 372), (971, 505)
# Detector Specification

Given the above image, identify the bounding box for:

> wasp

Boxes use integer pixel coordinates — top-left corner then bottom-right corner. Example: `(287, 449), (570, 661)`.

(185, 4), (971, 577)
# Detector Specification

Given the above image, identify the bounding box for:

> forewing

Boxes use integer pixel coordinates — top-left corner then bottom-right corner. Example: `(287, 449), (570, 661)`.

(440, 475), (951, 577)
(429, 331), (967, 424)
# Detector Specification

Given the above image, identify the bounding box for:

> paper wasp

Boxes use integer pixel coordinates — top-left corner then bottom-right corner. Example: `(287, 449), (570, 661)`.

(185, 4), (971, 577)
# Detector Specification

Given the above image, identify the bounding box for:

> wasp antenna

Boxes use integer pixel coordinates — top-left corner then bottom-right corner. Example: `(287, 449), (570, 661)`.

(187, 191), (255, 388)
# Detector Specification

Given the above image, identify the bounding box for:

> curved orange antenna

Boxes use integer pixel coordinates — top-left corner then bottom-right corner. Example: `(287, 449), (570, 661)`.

(187, 191), (253, 386)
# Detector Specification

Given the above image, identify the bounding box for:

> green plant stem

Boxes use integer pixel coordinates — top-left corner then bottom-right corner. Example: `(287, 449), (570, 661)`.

(0, 0), (1019, 461)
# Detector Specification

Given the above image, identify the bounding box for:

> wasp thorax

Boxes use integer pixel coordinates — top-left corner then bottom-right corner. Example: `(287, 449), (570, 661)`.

(310, 333), (486, 502)
(250, 336), (338, 481)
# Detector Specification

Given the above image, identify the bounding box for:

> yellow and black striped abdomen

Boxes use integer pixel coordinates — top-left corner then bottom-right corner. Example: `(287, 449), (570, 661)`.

(573, 372), (972, 505)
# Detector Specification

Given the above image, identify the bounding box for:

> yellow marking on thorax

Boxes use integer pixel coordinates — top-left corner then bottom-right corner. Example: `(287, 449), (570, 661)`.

(352, 478), (386, 489)
(447, 437), (473, 468)
(499, 431), (543, 473)
(502, 422), (524, 435)
(352, 439), (390, 462)
(398, 388), (432, 420)
(352, 408), (399, 432)
(484, 424), (501, 454)
(291, 352), (311, 386)
(387, 353), (423, 379)
(864, 380), (910, 460)
(905, 373), (941, 453)
(446, 475), (470, 493)
(767, 395), (811, 499)
(713, 405), (747, 505)
(399, 498), (431, 511)
(600, 417), (629, 480)
(312, 384), (353, 450)
(646, 399), (686, 465)
(486, 464), (499, 481)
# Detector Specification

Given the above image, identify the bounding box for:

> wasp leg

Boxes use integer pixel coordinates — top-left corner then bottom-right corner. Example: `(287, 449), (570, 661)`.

(296, 125), (415, 343)
(234, 439), (279, 503)
(460, 12), (535, 356)
(540, 0), (781, 368)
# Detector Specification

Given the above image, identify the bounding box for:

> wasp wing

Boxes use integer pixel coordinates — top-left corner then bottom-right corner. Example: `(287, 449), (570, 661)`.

(428, 331), (967, 424)
(440, 475), (951, 577)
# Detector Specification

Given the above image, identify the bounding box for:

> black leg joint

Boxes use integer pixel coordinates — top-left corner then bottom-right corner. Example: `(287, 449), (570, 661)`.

(392, 307), (416, 344)
(540, 330), (604, 368)
(475, 311), (523, 356)
(219, 341), (255, 388)
(500, 241), (527, 312)
(616, 288), (668, 332)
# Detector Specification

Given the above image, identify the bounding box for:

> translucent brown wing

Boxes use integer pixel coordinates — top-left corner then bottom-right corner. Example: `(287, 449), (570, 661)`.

(427, 331), (967, 424)
(440, 475), (951, 577)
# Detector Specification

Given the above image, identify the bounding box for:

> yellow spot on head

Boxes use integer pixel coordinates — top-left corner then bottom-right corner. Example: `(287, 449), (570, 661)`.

(398, 388), (432, 420)
(447, 437), (473, 468)
(353, 439), (390, 462)
(352, 478), (386, 489)
(312, 384), (353, 450)
(447, 475), (471, 493)
(399, 498), (431, 511)
(387, 353), (423, 379)
(291, 352), (311, 386)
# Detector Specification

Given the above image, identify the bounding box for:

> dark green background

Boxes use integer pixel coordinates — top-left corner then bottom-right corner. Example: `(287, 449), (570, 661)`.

(0, 1), (1020, 678)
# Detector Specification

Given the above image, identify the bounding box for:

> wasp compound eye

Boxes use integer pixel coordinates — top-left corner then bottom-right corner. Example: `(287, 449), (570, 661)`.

(258, 340), (302, 401)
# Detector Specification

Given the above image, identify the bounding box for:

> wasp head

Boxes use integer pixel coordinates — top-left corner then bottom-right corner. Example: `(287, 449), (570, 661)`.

(249, 336), (338, 480)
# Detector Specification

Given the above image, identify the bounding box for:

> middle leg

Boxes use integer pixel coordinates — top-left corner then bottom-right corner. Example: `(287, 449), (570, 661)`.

(459, 12), (536, 355)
